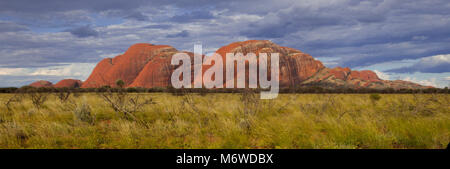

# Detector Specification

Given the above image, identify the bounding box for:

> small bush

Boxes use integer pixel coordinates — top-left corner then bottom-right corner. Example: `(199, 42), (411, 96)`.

(18, 87), (50, 109)
(116, 79), (125, 88)
(73, 103), (94, 124)
(239, 89), (260, 133)
(99, 87), (154, 128)
(369, 94), (381, 103)
(54, 88), (72, 103)
(4, 94), (22, 111)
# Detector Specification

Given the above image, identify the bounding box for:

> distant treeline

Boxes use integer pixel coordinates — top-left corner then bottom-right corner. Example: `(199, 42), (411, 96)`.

(0, 85), (448, 94)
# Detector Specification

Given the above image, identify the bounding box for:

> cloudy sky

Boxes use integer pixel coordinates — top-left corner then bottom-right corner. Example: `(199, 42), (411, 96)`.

(0, 0), (449, 87)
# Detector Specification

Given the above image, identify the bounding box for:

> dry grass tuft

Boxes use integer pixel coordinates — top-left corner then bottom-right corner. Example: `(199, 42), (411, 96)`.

(0, 93), (448, 149)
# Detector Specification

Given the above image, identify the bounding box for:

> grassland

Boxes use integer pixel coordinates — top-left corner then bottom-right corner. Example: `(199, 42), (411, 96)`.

(0, 92), (448, 149)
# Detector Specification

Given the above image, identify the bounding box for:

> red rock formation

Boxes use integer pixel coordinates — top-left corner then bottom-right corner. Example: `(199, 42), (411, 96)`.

(79, 40), (429, 89)
(54, 79), (83, 88)
(82, 43), (177, 88)
(210, 40), (325, 88)
(300, 66), (426, 89)
(328, 67), (351, 80)
(130, 52), (200, 88)
(129, 56), (173, 88)
(29, 80), (53, 88)
(348, 70), (380, 82)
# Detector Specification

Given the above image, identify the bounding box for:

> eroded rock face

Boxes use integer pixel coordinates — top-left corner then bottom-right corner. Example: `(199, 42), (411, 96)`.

(53, 79), (83, 88)
(82, 43), (177, 88)
(348, 70), (380, 82)
(29, 80), (53, 88)
(129, 56), (173, 88)
(328, 67), (351, 80)
(80, 40), (429, 89)
(211, 40), (325, 88)
(300, 66), (429, 89)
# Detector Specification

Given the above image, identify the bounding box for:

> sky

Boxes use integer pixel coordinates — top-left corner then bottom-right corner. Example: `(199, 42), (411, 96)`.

(0, 0), (449, 87)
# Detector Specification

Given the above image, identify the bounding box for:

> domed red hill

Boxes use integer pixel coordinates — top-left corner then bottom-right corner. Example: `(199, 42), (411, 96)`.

(80, 40), (429, 89)
(29, 80), (53, 88)
(212, 40), (325, 87)
(82, 43), (177, 88)
(54, 79), (83, 88)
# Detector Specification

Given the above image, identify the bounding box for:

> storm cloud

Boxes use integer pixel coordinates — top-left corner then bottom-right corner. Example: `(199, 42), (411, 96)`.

(0, 0), (449, 87)
(66, 25), (99, 38)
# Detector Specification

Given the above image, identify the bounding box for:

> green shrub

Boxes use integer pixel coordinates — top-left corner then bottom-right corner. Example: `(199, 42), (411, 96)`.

(369, 94), (381, 103)
(73, 103), (94, 124)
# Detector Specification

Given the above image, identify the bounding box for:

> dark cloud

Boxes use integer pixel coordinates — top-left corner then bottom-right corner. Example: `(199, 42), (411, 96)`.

(166, 30), (189, 38)
(386, 55), (450, 73)
(258, 1), (450, 68)
(170, 11), (214, 23)
(1, 0), (450, 70)
(66, 25), (99, 38)
(240, 7), (344, 38)
(0, 0), (154, 28)
(0, 0), (226, 18)
(143, 24), (172, 29)
(0, 21), (29, 32)
(124, 12), (149, 21)
(0, 0), (449, 87)
(0, 0), (147, 13)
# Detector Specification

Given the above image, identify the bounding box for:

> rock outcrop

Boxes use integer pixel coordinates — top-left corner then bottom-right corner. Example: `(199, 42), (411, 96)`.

(128, 56), (173, 88)
(82, 43), (179, 88)
(78, 40), (429, 89)
(29, 80), (53, 88)
(212, 40), (325, 87)
(53, 79), (83, 88)
(27, 79), (83, 88)
(301, 67), (383, 88)
(301, 66), (432, 89)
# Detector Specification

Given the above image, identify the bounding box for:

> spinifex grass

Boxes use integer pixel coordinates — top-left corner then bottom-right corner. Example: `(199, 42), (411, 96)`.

(0, 93), (448, 149)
